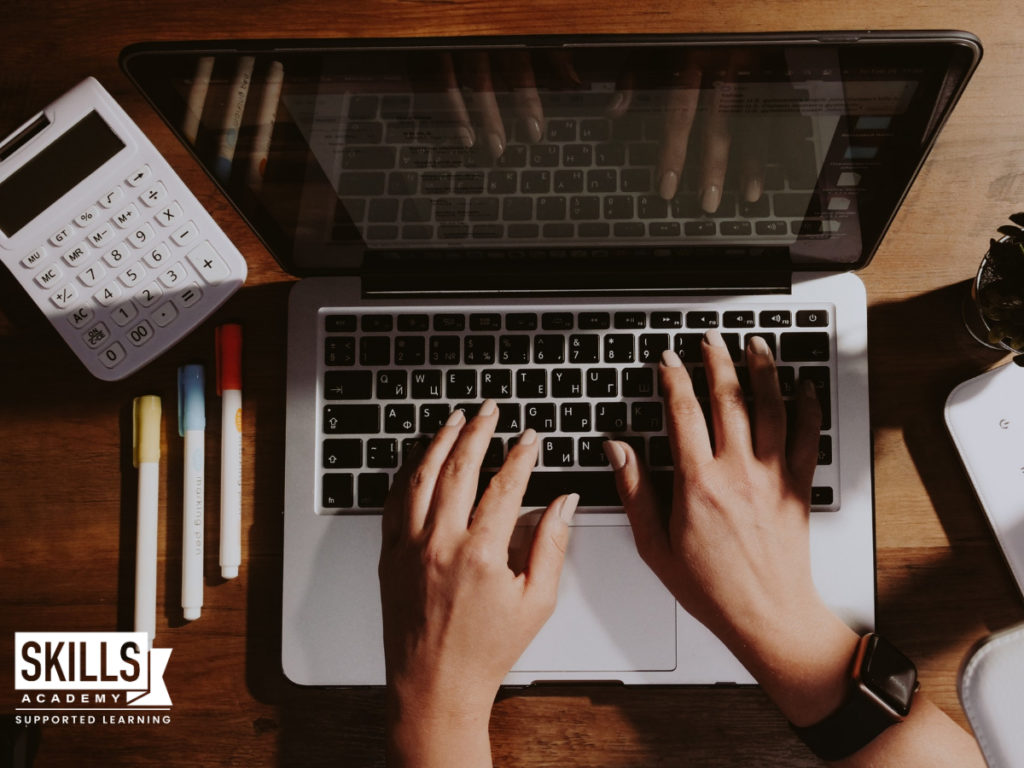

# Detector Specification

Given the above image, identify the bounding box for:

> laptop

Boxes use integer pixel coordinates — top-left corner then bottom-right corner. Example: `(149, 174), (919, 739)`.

(121, 32), (981, 685)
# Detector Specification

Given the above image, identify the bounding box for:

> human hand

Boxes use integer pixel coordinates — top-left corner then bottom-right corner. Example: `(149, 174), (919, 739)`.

(379, 400), (578, 765)
(605, 331), (859, 726)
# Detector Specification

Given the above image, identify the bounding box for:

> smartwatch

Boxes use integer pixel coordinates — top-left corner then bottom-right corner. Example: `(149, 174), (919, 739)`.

(791, 633), (920, 761)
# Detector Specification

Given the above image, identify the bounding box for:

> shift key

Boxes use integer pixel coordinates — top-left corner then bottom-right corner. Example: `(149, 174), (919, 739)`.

(324, 405), (380, 433)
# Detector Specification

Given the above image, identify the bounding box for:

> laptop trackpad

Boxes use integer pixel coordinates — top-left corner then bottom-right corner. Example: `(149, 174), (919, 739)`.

(509, 523), (677, 675)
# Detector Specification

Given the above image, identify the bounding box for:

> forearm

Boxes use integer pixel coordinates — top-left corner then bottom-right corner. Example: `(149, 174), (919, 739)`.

(386, 699), (493, 768)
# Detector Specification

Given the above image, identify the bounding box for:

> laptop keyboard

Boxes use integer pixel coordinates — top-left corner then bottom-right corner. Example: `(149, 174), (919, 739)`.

(317, 303), (838, 514)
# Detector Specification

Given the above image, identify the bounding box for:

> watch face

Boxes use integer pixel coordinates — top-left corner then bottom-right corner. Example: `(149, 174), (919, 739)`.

(862, 634), (918, 717)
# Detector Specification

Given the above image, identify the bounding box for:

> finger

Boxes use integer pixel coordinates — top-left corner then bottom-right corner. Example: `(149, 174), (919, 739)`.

(437, 52), (476, 149)
(504, 50), (544, 143)
(604, 440), (671, 574)
(788, 378), (823, 493)
(380, 440), (426, 547)
(746, 335), (787, 464)
(608, 67), (634, 118)
(471, 428), (540, 545)
(735, 116), (767, 204)
(427, 399), (500, 534)
(405, 409), (467, 534)
(523, 493), (579, 612)
(464, 52), (506, 158)
(659, 347), (714, 470)
(657, 67), (701, 200)
(698, 78), (732, 214)
(702, 330), (752, 457)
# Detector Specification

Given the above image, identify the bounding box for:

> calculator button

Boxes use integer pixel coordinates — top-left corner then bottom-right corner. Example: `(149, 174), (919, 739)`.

(112, 203), (140, 229)
(136, 281), (163, 307)
(87, 224), (114, 248)
(78, 262), (107, 287)
(50, 283), (77, 309)
(170, 221), (198, 247)
(126, 166), (151, 187)
(127, 224), (156, 249)
(142, 243), (170, 269)
(21, 248), (46, 269)
(72, 207), (99, 229)
(111, 301), (138, 327)
(94, 282), (123, 306)
(186, 241), (231, 283)
(83, 322), (111, 349)
(99, 186), (124, 209)
(119, 263), (146, 288)
(179, 283), (203, 308)
(152, 301), (178, 327)
(139, 183), (167, 207)
(126, 320), (155, 347)
(35, 265), (62, 289)
(103, 242), (130, 267)
(62, 244), (89, 267)
(99, 342), (127, 369)
(51, 226), (74, 247)
(159, 262), (187, 288)
(156, 202), (184, 228)
(69, 305), (94, 329)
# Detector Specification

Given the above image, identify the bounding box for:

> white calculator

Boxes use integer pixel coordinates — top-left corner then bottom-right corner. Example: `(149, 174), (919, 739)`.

(0, 77), (247, 380)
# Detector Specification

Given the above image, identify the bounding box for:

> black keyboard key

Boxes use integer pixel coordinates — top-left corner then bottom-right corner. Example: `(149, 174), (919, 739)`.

(578, 436), (609, 467)
(621, 168), (651, 193)
(578, 312), (611, 329)
(542, 437), (575, 467)
(531, 145), (560, 167)
(394, 336), (426, 366)
(338, 172), (386, 196)
(720, 221), (752, 236)
(595, 401), (628, 432)
(542, 312), (574, 330)
(570, 196), (601, 220)
(674, 333), (705, 363)
(434, 314), (466, 331)
(543, 223), (575, 240)
(464, 335), (496, 365)
(722, 333), (742, 363)
(649, 436), (673, 467)
(481, 369), (513, 398)
(506, 313), (538, 330)
(411, 370), (442, 399)
(521, 170), (551, 193)
(639, 195), (670, 220)
(551, 368), (583, 398)
(651, 311), (683, 329)
(517, 369), (547, 398)
(470, 313), (502, 331)
(446, 370), (477, 399)
(638, 333), (670, 363)
(604, 195), (634, 219)
(383, 404), (416, 433)
(631, 402), (663, 431)
(534, 335), (565, 364)
(496, 404), (522, 433)
(324, 371), (373, 400)
(325, 337), (356, 366)
(800, 367), (832, 430)
(568, 334), (600, 364)
(587, 369), (618, 398)
(367, 439), (398, 468)
(429, 336), (460, 365)
(342, 146), (396, 170)
(482, 438), (505, 469)
(811, 487), (834, 507)
(537, 196), (567, 220)
(488, 170), (518, 194)
(454, 402), (481, 421)
(622, 368), (655, 397)
(723, 311), (755, 328)
(560, 403), (592, 432)
(613, 222), (644, 238)
(603, 334), (634, 363)
(684, 220), (716, 236)
(614, 312), (646, 329)
(499, 335), (530, 364)
(686, 311), (720, 329)
(781, 332), (830, 362)
(323, 439), (362, 469)
(419, 403), (451, 433)
(359, 337), (391, 366)
(554, 169), (584, 193)
(621, 436), (648, 464)
(357, 473), (389, 508)
(587, 169), (617, 192)
(326, 314), (357, 332)
(323, 473), (354, 508)
(376, 370), (408, 399)
(324, 405), (379, 434)
(756, 220), (789, 236)
(796, 310), (829, 327)
(818, 435), (832, 465)
(397, 314), (429, 332)
(777, 366), (796, 397)
(525, 402), (557, 432)
(760, 310), (793, 328)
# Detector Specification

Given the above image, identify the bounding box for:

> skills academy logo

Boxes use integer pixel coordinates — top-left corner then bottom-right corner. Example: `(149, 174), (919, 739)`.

(13, 632), (172, 726)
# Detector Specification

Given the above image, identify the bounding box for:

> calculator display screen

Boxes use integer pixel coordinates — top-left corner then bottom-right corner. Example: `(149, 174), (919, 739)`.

(0, 111), (125, 237)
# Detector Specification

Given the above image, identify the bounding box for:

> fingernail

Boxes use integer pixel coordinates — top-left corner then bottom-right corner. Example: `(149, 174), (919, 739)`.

(603, 440), (627, 470)
(608, 91), (626, 114)
(701, 184), (722, 213)
(744, 176), (763, 203)
(659, 169), (679, 200)
(445, 408), (466, 427)
(486, 131), (504, 159)
(661, 348), (684, 367)
(457, 124), (475, 149)
(519, 427), (538, 446)
(704, 329), (726, 348)
(748, 334), (772, 357)
(479, 398), (498, 416)
(524, 116), (543, 143)
(559, 493), (580, 523)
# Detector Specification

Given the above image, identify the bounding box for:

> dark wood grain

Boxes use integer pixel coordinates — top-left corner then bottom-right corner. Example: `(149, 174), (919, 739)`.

(2, 2), (1023, 766)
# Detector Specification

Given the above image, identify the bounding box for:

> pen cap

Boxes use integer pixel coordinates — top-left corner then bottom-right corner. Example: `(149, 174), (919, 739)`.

(177, 364), (205, 435)
(216, 323), (243, 395)
(133, 395), (162, 467)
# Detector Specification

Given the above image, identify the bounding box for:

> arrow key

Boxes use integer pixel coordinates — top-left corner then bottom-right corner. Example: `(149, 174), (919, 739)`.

(322, 439), (362, 468)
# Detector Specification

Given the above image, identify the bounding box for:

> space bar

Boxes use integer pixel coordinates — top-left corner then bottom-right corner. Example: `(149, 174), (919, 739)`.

(479, 470), (673, 508)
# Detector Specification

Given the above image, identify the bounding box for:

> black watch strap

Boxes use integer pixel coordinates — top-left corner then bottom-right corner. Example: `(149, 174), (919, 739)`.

(790, 689), (901, 761)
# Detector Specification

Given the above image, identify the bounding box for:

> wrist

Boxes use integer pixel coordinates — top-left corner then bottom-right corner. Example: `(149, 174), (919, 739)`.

(386, 684), (494, 768)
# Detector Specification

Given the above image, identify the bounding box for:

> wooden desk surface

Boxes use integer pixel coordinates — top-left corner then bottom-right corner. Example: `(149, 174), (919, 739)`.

(2, 2), (1023, 765)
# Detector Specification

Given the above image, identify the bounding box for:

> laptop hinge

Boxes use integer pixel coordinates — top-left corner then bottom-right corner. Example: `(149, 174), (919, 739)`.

(361, 247), (793, 298)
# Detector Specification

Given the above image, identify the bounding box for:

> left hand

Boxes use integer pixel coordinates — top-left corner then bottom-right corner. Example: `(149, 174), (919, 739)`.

(379, 400), (578, 764)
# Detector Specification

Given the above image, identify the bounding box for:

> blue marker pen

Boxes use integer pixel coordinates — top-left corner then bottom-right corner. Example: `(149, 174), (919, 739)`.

(178, 364), (205, 621)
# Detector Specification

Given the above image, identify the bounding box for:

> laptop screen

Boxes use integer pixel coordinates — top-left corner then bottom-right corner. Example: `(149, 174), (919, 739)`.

(121, 34), (980, 279)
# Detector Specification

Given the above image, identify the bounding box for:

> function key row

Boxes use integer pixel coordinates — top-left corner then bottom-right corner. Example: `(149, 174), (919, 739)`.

(326, 309), (829, 333)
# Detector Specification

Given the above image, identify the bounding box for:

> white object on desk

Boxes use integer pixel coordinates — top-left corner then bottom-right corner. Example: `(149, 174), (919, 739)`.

(216, 324), (243, 580)
(945, 359), (1024, 597)
(133, 395), (161, 647)
(178, 364), (205, 620)
(0, 77), (246, 380)
(959, 622), (1024, 768)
